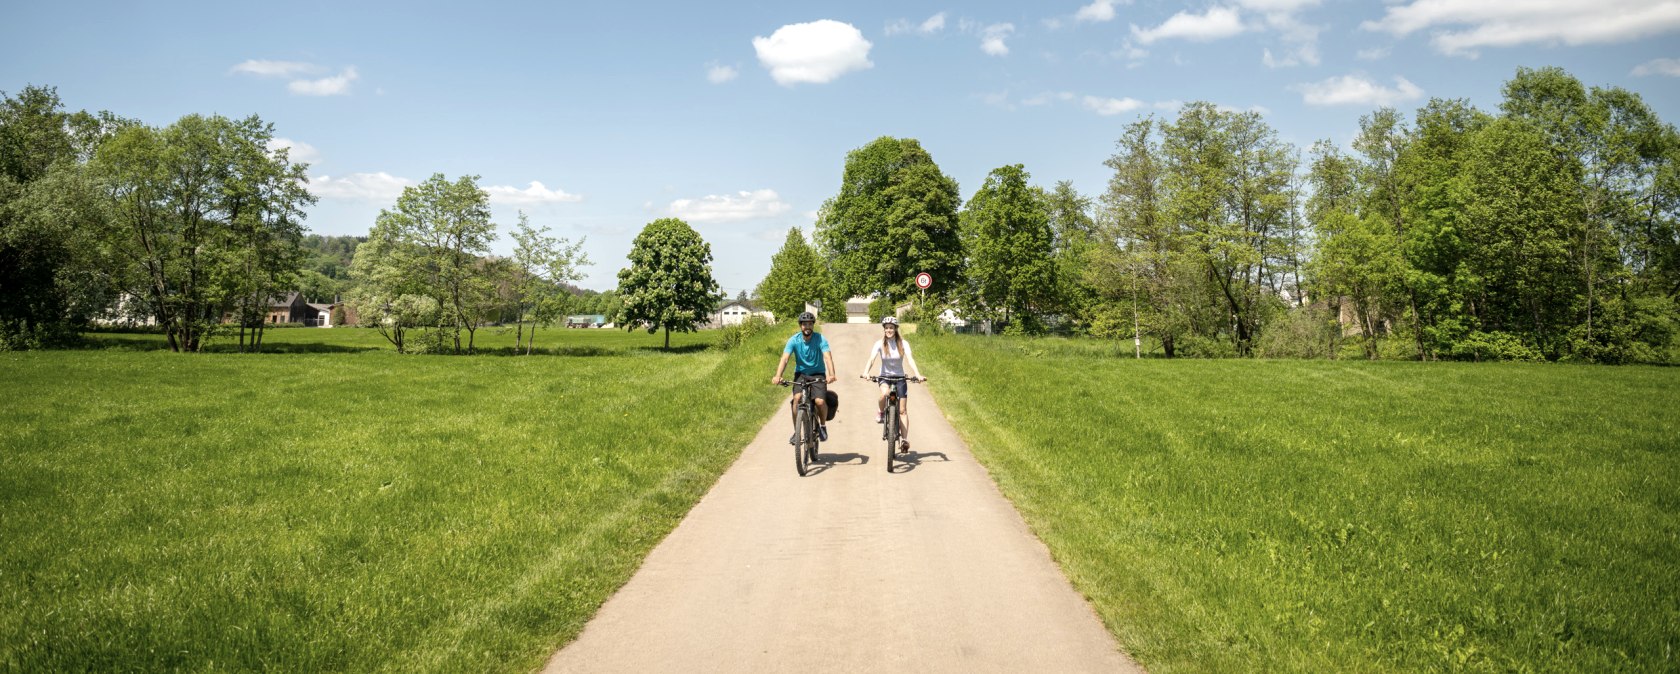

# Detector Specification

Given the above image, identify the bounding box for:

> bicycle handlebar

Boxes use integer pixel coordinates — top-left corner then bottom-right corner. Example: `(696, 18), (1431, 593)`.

(864, 375), (923, 383)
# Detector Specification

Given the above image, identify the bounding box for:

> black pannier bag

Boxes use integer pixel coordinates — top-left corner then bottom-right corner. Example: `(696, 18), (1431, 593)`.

(824, 390), (839, 421)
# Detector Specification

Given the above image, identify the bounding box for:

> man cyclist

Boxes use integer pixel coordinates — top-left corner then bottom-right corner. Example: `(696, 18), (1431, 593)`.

(771, 311), (836, 444)
(858, 315), (925, 452)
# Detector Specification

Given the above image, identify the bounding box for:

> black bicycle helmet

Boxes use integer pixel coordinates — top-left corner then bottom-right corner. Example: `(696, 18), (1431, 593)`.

(798, 311), (816, 323)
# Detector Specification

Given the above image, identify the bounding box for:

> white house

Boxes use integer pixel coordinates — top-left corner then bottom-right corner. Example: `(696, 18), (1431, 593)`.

(938, 308), (968, 329)
(845, 296), (872, 324)
(714, 301), (754, 327)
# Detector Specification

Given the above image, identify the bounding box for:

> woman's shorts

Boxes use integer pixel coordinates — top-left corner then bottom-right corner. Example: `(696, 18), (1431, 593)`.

(879, 377), (909, 399)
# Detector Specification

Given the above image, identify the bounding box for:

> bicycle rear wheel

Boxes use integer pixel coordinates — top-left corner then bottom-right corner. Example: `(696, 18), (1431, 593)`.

(794, 407), (811, 477)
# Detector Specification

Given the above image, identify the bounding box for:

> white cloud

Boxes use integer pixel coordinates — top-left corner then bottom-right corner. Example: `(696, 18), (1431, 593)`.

(1292, 74), (1423, 106)
(485, 181), (583, 205)
(266, 138), (320, 165)
(1362, 0), (1680, 57)
(1076, 0), (1122, 23)
(887, 12), (947, 36)
(230, 60), (320, 78)
(1131, 7), (1245, 44)
(1632, 57), (1680, 76)
(288, 67), (358, 96)
(707, 63), (739, 83)
(311, 172), (413, 202)
(1082, 95), (1146, 115)
(667, 189), (792, 223)
(1234, 0), (1319, 12)
(1357, 46), (1391, 60)
(981, 23), (1015, 56)
(753, 20), (873, 86)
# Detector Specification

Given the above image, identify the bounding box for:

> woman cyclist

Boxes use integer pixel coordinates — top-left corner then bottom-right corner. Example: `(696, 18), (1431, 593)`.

(858, 316), (926, 453)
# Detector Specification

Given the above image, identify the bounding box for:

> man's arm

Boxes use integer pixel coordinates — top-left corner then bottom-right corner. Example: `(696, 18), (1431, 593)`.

(823, 350), (838, 383)
(772, 352), (791, 384)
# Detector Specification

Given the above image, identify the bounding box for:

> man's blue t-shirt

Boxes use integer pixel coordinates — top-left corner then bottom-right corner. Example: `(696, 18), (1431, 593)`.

(784, 331), (831, 375)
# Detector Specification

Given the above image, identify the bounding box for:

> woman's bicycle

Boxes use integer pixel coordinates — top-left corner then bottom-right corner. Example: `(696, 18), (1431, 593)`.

(867, 375), (922, 473)
(779, 378), (823, 476)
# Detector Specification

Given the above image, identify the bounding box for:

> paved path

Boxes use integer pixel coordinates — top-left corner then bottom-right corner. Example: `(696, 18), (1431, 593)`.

(543, 323), (1142, 673)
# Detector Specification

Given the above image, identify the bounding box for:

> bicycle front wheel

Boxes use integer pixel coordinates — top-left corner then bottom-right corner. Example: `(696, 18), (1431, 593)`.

(884, 405), (899, 472)
(794, 407), (811, 477)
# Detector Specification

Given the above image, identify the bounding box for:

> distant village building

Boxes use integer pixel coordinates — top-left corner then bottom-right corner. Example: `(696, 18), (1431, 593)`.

(845, 296), (872, 324)
(710, 300), (774, 328)
(566, 314), (608, 328)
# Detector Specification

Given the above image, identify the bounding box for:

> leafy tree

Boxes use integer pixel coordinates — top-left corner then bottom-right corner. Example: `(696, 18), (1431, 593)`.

(1161, 103), (1297, 356)
(510, 211), (589, 354)
(92, 113), (312, 352)
(1043, 180), (1099, 331)
(961, 164), (1055, 333)
(0, 86), (126, 348)
(371, 174), (498, 353)
(755, 227), (830, 323)
(348, 214), (433, 353)
(616, 217), (720, 349)
(815, 136), (963, 302)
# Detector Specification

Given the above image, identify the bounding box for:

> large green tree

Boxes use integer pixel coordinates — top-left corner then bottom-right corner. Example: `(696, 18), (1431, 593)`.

(755, 227), (830, 323)
(616, 217), (720, 349)
(370, 173), (498, 354)
(0, 86), (127, 348)
(815, 136), (963, 302)
(961, 164), (1056, 333)
(1161, 103), (1297, 356)
(93, 113), (312, 352)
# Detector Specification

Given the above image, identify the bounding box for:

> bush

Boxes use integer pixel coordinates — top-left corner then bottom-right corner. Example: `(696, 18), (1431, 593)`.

(867, 296), (894, 323)
(1252, 306), (1340, 359)
(716, 315), (771, 350)
(1450, 331), (1545, 362)
(1175, 334), (1237, 358)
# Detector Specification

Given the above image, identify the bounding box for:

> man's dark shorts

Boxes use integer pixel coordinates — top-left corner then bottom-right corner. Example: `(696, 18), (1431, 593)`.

(794, 372), (828, 409)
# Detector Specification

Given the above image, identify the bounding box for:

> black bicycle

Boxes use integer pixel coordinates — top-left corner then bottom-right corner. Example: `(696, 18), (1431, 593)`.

(868, 375), (922, 473)
(780, 378), (823, 476)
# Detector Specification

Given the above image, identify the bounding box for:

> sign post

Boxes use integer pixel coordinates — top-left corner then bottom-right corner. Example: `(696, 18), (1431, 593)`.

(915, 272), (932, 326)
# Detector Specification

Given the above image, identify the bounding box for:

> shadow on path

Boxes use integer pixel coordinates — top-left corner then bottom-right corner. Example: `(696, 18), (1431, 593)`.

(888, 451), (950, 474)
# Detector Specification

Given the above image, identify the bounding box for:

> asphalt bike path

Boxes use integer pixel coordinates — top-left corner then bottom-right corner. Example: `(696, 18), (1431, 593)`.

(542, 323), (1141, 673)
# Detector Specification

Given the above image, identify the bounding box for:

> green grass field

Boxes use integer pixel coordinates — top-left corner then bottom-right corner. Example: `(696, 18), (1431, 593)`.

(0, 326), (785, 672)
(913, 334), (1680, 673)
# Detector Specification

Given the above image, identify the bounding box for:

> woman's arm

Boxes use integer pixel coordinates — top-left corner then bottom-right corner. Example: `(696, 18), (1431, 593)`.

(859, 340), (880, 378)
(903, 339), (925, 380)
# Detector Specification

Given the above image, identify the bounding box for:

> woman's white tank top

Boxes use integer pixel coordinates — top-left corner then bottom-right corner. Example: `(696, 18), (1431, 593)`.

(877, 338), (908, 376)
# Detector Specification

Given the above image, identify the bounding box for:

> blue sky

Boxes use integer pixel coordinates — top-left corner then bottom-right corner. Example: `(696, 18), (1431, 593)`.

(6, 0), (1679, 293)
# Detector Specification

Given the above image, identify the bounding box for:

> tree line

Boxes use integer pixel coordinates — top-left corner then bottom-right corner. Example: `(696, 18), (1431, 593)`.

(762, 67), (1680, 363)
(0, 85), (312, 351)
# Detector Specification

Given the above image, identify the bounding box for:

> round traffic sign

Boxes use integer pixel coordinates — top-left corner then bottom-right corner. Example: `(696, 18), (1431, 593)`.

(915, 272), (932, 289)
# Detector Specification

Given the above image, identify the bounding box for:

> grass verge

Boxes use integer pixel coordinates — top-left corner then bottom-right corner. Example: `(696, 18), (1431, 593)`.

(0, 328), (785, 672)
(914, 333), (1680, 673)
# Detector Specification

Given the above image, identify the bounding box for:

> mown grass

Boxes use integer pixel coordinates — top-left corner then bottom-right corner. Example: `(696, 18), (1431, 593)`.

(914, 333), (1680, 673)
(0, 328), (786, 673)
